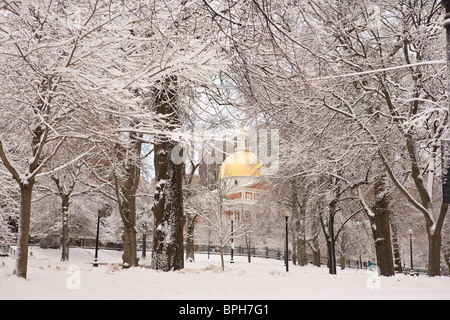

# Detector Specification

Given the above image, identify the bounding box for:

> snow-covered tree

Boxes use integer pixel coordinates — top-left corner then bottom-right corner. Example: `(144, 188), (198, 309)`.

(300, 0), (448, 276)
(34, 140), (96, 261)
(0, 0), (165, 277)
(0, 0), (102, 277)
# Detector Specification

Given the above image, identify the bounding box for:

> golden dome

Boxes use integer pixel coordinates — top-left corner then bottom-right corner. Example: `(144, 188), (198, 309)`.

(219, 150), (264, 179)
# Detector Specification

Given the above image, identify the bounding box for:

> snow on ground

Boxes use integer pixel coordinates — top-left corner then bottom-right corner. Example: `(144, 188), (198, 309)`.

(0, 247), (449, 300)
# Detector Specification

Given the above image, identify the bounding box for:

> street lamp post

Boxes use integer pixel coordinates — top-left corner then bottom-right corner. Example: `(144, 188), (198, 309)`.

(283, 209), (291, 272)
(93, 210), (101, 267)
(230, 213), (234, 264)
(326, 191), (337, 275)
(93, 204), (110, 267)
(329, 208), (336, 275)
(409, 229), (414, 276)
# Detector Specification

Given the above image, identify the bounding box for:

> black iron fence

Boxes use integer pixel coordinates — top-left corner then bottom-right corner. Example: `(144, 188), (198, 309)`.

(190, 243), (367, 269)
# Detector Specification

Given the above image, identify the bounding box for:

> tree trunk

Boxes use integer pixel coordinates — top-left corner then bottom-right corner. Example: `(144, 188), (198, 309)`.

(426, 202), (447, 277)
(151, 155), (185, 271)
(319, 200), (335, 273)
(142, 233), (147, 258)
(328, 203), (337, 275)
(117, 134), (142, 268)
(120, 195), (138, 267)
(50, 175), (74, 262)
(122, 219), (139, 267)
(245, 234), (251, 263)
(310, 213), (321, 267)
(312, 248), (321, 267)
(185, 213), (196, 262)
(297, 234), (308, 266)
(326, 237), (333, 273)
(295, 237), (308, 266)
(152, 76), (185, 272)
(1, 122), (48, 278)
(120, 184), (139, 268)
(292, 234), (297, 265)
(369, 176), (395, 277)
(340, 252), (346, 270)
(290, 178), (307, 266)
(220, 245), (225, 271)
(15, 184), (34, 278)
(292, 223), (308, 266)
(391, 219), (403, 273)
(427, 232), (442, 277)
(61, 194), (70, 262)
(298, 194), (308, 267)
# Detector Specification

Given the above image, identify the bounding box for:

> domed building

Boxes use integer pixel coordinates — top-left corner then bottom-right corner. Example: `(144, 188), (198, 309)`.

(219, 130), (268, 219)
(219, 149), (263, 184)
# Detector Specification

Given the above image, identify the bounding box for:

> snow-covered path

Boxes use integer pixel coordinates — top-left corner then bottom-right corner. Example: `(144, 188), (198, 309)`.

(0, 247), (448, 300)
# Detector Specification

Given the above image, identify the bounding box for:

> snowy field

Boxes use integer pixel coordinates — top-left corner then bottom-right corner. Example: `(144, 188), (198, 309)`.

(0, 247), (449, 300)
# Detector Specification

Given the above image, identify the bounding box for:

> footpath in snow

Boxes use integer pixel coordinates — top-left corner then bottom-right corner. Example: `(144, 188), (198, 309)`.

(0, 247), (449, 300)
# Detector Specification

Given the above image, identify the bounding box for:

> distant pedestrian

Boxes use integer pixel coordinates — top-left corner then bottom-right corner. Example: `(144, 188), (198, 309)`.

(368, 260), (373, 271)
